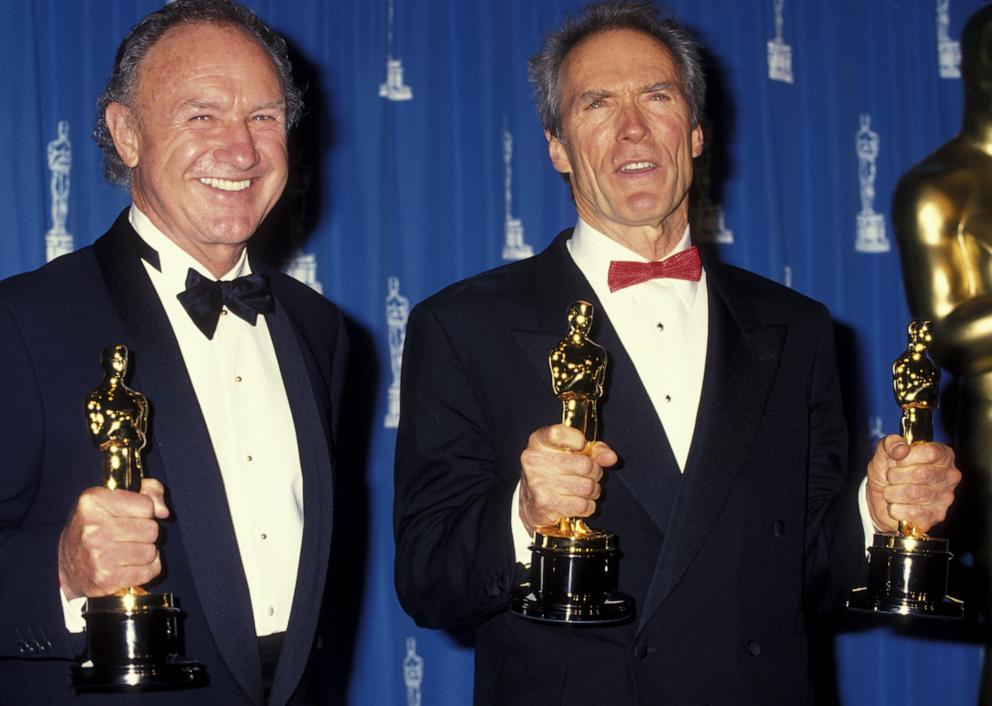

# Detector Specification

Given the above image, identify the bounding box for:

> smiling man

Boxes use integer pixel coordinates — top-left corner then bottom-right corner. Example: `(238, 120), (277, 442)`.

(393, 2), (960, 704)
(0, 2), (347, 704)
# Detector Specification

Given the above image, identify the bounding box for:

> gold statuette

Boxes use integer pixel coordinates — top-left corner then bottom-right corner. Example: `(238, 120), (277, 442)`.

(72, 345), (206, 691)
(511, 302), (633, 623)
(847, 321), (963, 618)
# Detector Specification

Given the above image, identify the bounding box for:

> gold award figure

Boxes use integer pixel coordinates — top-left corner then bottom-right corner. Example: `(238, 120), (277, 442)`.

(891, 321), (939, 538)
(847, 321), (963, 618)
(85, 345), (148, 493)
(546, 301), (606, 538)
(510, 302), (632, 624)
(72, 345), (205, 690)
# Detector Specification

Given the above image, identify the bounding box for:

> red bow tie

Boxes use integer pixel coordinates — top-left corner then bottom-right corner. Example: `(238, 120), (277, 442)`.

(607, 246), (702, 293)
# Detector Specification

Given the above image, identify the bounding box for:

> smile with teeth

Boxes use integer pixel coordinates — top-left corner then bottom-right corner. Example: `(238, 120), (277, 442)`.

(619, 161), (657, 173)
(199, 177), (252, 192)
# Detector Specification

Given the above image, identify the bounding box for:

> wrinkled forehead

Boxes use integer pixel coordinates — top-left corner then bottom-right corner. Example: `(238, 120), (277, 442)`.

(135, 21), (280, 94)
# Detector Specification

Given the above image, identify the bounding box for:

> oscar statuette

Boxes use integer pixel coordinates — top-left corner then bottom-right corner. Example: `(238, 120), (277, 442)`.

(847, 321), (964, 618)
(510, 301), (633, 623)
(71, 345), (207, 689)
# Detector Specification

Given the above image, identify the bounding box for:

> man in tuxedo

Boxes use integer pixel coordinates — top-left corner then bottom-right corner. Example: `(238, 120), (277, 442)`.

(393, 2), (960, 704)
(0, 1), (346, 704)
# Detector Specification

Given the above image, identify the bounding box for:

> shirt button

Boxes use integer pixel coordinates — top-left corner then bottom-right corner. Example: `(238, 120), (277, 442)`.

(656, 322), (664, 332)
(220, 309), (228, 316)
(260, 532), (268, 540)
(246, 455), (253, 462)
(235, 375), (242, 383)
(665, 395), (672, 402)
(267, 606), (275, 617)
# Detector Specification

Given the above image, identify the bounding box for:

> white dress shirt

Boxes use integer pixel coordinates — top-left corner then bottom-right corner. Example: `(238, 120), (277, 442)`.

(63, 205), (303, 636)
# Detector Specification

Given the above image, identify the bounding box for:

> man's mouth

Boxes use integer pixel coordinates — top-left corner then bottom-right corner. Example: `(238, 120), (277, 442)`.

(199, 177), (252, 192)
(618, 161), (657, 173)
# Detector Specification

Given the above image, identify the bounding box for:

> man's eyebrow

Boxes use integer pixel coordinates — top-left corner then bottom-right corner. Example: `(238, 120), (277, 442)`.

(641, 81), (677, 93)
(177, 98), (287, 111)
(576, 89), (613, 103)
(253, 99), (287, 112)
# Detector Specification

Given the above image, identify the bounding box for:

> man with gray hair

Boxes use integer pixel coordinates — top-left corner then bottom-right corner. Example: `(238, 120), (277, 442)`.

(0, 1), (346, 703)
(394, 2), (960, 703)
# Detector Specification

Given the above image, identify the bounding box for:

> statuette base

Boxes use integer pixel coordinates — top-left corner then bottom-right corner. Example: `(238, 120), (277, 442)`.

(847, 533), (963, 619)
(72, 592), (207, 691)
(511, 529), (633, 625)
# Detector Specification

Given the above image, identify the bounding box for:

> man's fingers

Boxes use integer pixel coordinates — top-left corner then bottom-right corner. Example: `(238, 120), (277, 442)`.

(140, 478), (171, 520)
(587, 440), (618, 468)
(879, 434), (911, 462)
(885, 463), (961, 488)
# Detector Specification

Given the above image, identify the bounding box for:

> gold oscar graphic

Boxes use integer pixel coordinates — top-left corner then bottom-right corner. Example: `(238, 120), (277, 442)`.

(847, 321), (963, 618)
(72, 345), (207, 689)
(511, 301), (633, 623)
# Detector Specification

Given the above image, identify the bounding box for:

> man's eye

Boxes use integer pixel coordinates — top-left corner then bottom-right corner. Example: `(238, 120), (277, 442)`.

(586, 99), (604, 110)
(190, 115), (211, 122)
(650, 92), (671, 102)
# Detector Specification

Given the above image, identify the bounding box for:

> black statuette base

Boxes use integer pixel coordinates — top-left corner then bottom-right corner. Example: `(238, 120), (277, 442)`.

(847, 533), (964, 619)
(510, 529), (633, 625)
(72, 592), (207, 691)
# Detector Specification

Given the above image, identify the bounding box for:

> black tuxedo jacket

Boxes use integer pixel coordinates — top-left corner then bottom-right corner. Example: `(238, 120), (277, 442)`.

(0, 212), (347, 705)
(394, 231), (865, 705)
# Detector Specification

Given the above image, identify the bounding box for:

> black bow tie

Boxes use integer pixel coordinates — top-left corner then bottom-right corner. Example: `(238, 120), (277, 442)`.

(176, 269), (274, 340)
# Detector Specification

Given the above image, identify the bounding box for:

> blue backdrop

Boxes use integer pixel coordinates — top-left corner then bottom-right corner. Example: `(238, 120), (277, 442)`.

(0, 1), (986, 704)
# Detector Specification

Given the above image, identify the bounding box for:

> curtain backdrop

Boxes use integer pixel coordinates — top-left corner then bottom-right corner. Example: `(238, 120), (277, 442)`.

(0, 1), (985, 703)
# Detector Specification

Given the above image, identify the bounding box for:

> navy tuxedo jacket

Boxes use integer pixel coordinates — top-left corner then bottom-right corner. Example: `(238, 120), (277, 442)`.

(394, 231), (866, 705)
(0, 212), (347, 705)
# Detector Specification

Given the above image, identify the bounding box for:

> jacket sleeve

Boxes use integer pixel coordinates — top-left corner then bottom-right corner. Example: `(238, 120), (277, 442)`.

(0, 297), (83, 660)
(803, 309), (868, 612)
(393, 303), (521, 629)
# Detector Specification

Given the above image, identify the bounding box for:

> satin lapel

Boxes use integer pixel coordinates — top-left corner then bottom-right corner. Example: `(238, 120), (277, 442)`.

(510, 232), (680, 533)
(262, 278), (335, 706)
(94, 214), (263, 704)
(636, 264), (786, 634)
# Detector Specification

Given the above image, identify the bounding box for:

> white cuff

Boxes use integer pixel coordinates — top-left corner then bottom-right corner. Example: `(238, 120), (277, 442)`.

(60, 587), (87, 634)
(510, 481), (535, 565)
(858, 476), (876, 554)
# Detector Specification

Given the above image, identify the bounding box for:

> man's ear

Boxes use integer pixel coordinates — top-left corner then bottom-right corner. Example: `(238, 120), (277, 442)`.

(104, 102), (140, 169)
(546, 129), (573, 176)
(690, 121), (704, 159)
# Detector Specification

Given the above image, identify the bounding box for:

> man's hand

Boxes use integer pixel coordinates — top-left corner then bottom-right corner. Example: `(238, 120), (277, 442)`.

(57, 478), (170, 600)
(865, 435), (961, 534)
(518, 424), (618, 535)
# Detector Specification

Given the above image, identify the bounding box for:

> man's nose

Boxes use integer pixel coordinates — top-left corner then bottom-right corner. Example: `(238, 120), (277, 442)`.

(214, 121), (260, 169)
(615, 102), (650, 143)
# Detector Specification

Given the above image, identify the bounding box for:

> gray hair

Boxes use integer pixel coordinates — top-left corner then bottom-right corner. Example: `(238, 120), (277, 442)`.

(528, 1), (705, 138)
(93, 0), (303, 186)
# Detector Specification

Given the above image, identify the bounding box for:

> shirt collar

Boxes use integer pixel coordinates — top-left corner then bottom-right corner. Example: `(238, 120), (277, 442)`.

(567, 218), (702, 308)
(128, 204), (251, 294)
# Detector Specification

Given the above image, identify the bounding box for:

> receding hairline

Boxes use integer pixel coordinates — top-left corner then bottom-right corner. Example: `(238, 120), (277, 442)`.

(125, 21), (286, 113)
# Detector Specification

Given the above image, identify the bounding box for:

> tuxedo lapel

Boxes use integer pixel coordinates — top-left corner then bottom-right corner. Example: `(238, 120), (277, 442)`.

(94, 213), (263, 704)
(636, 263), (786, 634)
(262, 274), (335, 706)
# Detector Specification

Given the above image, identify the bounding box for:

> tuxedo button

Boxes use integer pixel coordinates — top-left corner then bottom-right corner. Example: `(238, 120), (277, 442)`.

(773, 520), (785, 537)
(747, 641), (761, 656)
(632, 642), (649, 660)
(17, 641), (28, 655)
(485, 575), (506, 598)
